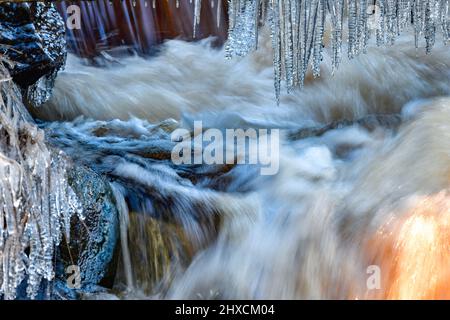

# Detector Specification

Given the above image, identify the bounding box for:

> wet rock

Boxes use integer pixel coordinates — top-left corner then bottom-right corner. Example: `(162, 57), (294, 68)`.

(56, 165), (119, 297)
(0, 2), (66, 108)
(288, 114), (403, 141)
(13, 164), (120, 300)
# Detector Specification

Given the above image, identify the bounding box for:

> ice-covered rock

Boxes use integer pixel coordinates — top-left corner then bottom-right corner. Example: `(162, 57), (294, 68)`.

(0, 61), (118, 300)
(0, 60), (78, 299)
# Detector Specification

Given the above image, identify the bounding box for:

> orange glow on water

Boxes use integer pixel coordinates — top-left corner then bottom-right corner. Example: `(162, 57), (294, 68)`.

(368, 191), (450, 299)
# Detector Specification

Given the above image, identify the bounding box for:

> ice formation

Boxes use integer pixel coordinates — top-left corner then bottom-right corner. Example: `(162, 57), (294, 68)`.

(59, 0), (448, 102)
(0, 62), (82, 300)
(223, 0), (450, 101)
(58, 0), (449, 101)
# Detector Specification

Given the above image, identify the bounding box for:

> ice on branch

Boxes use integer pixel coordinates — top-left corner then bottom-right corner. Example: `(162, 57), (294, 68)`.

(221, 0), (450, 102)
(0, 62), (82, 300)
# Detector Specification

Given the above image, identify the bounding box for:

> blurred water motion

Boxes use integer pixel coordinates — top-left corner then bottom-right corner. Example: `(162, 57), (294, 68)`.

(38, 29), (450, 298)
(25, 0), (450, 299)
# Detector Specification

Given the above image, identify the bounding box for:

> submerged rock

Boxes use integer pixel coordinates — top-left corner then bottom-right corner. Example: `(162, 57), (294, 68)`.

(0, 2), (66, 108)
(287, 114), (403, 141)
(115, 211), (194, 297)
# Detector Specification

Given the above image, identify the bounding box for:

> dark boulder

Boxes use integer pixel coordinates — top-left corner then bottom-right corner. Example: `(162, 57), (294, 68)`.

(55, 165), (120, 297)
(0, 2), (66, 108)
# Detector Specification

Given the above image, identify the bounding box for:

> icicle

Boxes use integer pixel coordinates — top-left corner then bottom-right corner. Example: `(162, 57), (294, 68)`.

(312, 0), (326, 78)
(269, 0), (282, 103)
(0, 63), (82, 299)
(193, 0), (202, 38)
(225, 0), (260, 58)
(225, 0), (450, 100)
(327, 0), (345, 73)
(217, 0), (222, 28)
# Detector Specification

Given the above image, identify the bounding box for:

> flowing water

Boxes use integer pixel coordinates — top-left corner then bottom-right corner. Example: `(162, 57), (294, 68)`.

(34, 27), (450, 299)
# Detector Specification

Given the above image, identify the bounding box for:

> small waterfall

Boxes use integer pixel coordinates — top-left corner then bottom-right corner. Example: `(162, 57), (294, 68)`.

(40, 115), (259, 297)
(38, 27), (450, 298)
(110, 183), (134, 292)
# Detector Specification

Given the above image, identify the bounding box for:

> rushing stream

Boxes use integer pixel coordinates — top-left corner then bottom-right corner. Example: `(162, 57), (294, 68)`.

(30, 25), (450, 299)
